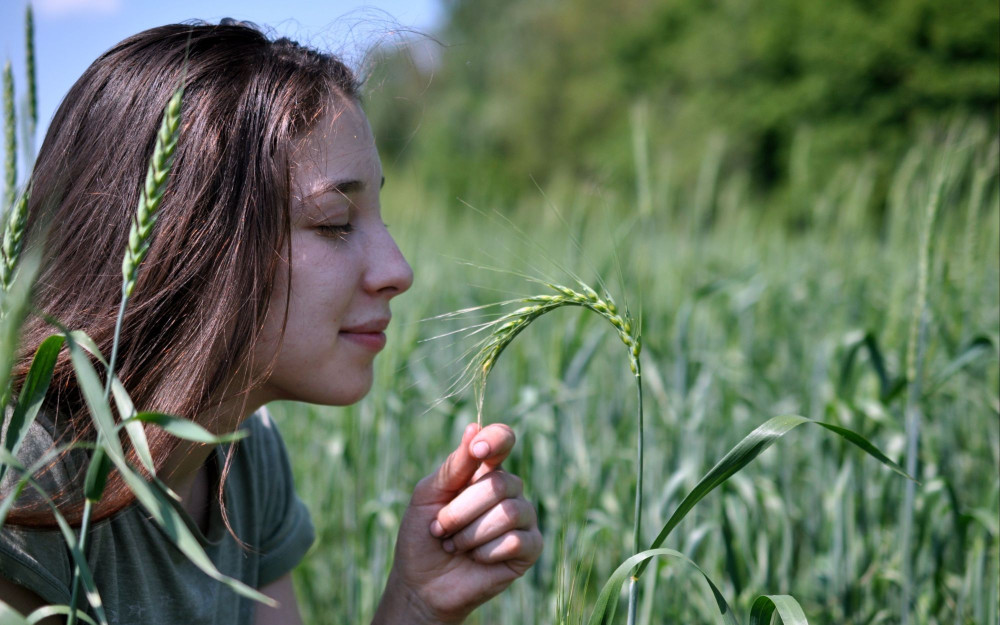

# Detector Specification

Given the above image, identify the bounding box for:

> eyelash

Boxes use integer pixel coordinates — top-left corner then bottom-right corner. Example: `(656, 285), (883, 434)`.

(316, 224), (353, 240)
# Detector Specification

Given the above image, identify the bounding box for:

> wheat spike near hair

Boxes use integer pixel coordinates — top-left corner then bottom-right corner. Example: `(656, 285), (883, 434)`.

(121, 84), (183, 298)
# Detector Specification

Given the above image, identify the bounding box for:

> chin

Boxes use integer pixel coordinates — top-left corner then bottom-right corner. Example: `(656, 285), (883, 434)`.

(329, 385), (373, 406)
(307, 375), (374, 407)
(259, 365), (374, 406)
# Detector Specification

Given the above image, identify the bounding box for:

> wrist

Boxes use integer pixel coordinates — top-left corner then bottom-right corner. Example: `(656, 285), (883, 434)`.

(372, 572), (460, 625)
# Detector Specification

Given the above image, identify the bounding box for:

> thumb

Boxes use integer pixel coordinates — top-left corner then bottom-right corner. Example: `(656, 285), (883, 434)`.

(411, 423), (481, 505)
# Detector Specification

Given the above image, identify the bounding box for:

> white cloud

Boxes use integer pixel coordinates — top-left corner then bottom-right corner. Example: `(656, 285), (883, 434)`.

(35, 0), (123, 18)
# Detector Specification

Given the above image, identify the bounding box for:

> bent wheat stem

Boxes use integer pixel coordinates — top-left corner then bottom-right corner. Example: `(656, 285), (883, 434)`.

(467, 278), (645, 623)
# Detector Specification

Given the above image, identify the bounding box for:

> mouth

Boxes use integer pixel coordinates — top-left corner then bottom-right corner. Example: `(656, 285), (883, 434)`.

(339, 318), (390, 351)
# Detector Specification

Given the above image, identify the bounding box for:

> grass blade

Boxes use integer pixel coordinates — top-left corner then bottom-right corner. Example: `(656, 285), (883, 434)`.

(35, 326), (156, 475)
(748, 595), (810, 625)
(123, 412), (248, 445)
(62, 332), (277, 607)
(0, 601), (31, 625)
(0, 334), (64, 485)
(586, 547), (739, 625)
(28, 606), (97, 625)
(923, 335), (994, 397)
(45, 503), (108, 625)
(0, 448), (109, 625)
(0, 250), (39, 405)
(838, 331), (892, 401)
(636, 415), (912, 578)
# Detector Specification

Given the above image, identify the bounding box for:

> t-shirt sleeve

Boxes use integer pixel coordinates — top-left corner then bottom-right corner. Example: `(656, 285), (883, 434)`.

(0, 524), (73, 607)
(245, 408), (315, 588)
(1, 414), (76, 607)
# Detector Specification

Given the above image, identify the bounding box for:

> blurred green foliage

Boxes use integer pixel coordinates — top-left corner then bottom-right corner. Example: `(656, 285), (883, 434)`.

(366, 0), (999, 210)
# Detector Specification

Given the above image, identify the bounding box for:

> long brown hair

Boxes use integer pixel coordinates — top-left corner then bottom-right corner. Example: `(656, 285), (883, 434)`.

(6, 21), (359, 525)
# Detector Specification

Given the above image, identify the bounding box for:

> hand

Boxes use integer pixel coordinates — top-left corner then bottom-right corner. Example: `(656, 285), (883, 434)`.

(373, 423), (543, 625)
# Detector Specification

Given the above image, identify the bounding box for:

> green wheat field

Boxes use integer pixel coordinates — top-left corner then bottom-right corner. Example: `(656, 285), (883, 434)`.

(1, 3), (997, 622)
(269, 120), (999, 624)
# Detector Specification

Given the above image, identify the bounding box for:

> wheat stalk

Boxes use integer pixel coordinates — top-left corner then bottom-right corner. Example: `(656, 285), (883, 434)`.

(466, 277), (646, 623)
(899, 156), (946, 625)
(67, 81), (184, 625)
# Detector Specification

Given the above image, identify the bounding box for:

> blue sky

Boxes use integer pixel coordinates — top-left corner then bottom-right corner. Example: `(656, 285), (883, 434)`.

(0, 0), (443, 165)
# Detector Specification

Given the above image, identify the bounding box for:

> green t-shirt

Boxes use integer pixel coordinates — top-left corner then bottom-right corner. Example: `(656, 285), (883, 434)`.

(0, 407), (315, 624)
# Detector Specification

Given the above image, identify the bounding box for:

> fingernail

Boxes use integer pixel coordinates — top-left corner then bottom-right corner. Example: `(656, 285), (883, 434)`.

(442, 539), (455, 553)
(430, 520), (445, 537)
(472, 441), (490, 459)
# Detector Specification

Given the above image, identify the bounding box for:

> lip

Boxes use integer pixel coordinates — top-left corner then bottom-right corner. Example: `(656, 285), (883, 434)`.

(339, 318), (390, 351)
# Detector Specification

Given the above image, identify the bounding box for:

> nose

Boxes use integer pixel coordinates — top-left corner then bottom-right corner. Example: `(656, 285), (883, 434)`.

(365, 223), (414, 298)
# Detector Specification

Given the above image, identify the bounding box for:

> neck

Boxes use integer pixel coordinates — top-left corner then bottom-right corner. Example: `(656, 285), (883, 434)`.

(160, 384), (271, 500)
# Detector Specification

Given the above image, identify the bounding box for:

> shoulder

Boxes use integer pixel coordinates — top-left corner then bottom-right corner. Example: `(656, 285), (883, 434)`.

(241, 406), (283, 444)
(0, 522), (73, 607)
(231, 406), (293, 476)
(1, 408), (87, 505)
(227, 406), (315, 587)
(0, 410), (78, 607)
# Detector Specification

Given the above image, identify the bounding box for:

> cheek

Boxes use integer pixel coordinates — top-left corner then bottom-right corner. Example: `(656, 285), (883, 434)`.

(262, 261), (291, 336)
(287, 244), (363, 321)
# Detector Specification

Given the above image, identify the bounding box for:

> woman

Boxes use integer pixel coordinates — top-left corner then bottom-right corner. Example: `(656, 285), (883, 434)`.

(0, 21), (542, 624)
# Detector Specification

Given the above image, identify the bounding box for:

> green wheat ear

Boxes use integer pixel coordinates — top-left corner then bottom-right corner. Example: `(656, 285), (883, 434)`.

(3, 60), (15, 211)
(472, 279), (641, 424)
(1, 57), (26, 297)
(122, 83), (184, 297)
(1, 186), (29, 293)
(25, 4), (37, 137)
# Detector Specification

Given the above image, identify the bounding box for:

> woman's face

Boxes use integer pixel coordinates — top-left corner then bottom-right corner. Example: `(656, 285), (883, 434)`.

(254, 99), (413, 406)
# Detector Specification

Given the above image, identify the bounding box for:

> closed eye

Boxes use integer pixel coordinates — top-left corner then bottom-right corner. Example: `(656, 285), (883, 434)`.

(316, 224), (353, 240)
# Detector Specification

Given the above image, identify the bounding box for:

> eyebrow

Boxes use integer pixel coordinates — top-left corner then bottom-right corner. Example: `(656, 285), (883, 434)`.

(303, 176), (386, 201)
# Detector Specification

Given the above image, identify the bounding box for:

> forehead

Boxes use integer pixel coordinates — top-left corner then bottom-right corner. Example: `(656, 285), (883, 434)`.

(289, 100), (380, 196)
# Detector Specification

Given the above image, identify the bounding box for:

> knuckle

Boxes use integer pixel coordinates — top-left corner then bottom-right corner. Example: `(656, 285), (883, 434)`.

(499, 498), (520, 519)
(436, 508), (458, 532)
(507, 473), (523, 494)
(521, 499), (537, 526)
(528, 532), (543, 558)
(506, 533), (524, 552)
(451, 530), (470, 552)
(472, 546), (488, 563)
(488, 473), (508, 498)
(443, 453), (460, 476)
(486, 423), (515, 444)
(413, 475), (433, 497)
